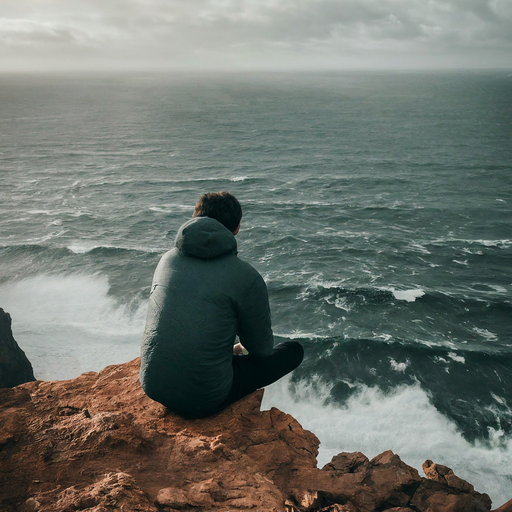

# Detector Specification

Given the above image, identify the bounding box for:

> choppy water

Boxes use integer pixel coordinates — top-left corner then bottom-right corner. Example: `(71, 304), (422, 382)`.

(1, 71), (511, 505)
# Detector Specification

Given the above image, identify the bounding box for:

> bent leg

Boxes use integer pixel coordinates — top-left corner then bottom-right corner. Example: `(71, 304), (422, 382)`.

(224, 341), (304, 407)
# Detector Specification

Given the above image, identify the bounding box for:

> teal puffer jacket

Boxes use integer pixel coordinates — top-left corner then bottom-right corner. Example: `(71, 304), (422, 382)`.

(139, 216), (274, 416)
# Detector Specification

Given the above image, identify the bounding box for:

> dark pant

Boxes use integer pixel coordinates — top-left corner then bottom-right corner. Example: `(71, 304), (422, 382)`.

(179, 341), (304, 419)
(219, 340), (304, 411)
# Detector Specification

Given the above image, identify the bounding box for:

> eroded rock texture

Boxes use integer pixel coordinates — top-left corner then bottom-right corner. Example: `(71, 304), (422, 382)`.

(0, 307), (35, 388)
(0, 356), (498, 512)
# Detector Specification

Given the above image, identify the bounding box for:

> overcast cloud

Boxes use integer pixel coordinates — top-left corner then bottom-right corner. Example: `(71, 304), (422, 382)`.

(1, 0), (511, 71)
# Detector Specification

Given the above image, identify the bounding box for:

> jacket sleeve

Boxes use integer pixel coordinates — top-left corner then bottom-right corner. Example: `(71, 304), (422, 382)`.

(237, 273), (274, 357)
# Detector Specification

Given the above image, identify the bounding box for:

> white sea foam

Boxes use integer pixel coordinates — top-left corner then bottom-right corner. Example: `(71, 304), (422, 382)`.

(230, 176), (248, 182)
(408, 242), (431, 254)
(448, 352), (466, 364)
(262, 379), (512, 508)
(390, 358), (409, 372)
(67, 243), (162, 254)
(27, 209), (53, 215)
(334, 297), (351, 312)
(473, 327), (499, 342)
(149, 204), (193, 213)
(68, 243), (99, 254)
(430, 237), (511, 248)
(390, 288), (425, 302)
(0, 274), (145, 381)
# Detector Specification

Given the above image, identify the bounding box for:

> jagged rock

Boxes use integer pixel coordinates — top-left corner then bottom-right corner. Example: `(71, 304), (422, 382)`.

(410, 478), (491, 512)
(0, 347), (503, 512)
(0, 308), (35, 388)
(409, 460), (493, 512)
(322, 451), (369, 473)
(423, 459), (474, 492)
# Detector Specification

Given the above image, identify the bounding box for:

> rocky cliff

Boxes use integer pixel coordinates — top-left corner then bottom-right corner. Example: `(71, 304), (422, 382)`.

(0, 307), (35, 388)
(0, 310), (510, 512)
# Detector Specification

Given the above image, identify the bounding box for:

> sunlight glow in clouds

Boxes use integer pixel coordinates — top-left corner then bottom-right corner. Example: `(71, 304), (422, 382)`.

(1, 0), (511, 71)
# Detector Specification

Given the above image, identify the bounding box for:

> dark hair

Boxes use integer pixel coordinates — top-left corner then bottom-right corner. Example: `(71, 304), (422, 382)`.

(193, 191), (242, 232)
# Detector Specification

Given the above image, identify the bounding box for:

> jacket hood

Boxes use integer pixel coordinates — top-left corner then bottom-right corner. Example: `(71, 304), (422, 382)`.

(175, 217), (237, 259)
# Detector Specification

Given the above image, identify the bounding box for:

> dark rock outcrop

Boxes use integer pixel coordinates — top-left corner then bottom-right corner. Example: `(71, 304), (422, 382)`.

(0, 308), (35, 388)
(0, 355), (500, 512)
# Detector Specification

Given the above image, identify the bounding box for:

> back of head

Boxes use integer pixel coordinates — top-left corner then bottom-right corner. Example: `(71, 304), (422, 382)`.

(193, 192), (242, 233)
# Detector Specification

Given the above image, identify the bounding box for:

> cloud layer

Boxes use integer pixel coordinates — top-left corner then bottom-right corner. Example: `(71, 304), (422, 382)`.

(1, 0), (511, 71)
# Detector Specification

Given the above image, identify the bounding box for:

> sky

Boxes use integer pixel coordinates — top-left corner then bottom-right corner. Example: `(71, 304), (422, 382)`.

(1, 0), (512, 72)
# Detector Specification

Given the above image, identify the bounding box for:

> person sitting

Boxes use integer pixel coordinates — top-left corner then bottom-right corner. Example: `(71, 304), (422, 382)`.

(139, 191), (303, 418)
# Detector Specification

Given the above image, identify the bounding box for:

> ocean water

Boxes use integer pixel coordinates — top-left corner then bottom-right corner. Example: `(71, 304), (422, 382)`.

(0, 71), (511, 505)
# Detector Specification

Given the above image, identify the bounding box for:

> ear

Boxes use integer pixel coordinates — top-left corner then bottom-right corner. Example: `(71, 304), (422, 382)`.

(233, 224), (240, 236)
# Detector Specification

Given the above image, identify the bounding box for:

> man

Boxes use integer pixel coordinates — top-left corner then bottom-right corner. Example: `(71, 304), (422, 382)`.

(140, 191), (303, 418)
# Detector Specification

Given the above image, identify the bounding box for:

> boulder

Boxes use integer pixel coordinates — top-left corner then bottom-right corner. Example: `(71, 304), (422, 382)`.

(0, 308), (35, 388)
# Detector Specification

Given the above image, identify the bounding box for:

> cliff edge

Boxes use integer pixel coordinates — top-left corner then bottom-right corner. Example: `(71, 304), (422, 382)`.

(0, 307), (35, 388)
(0, 310), (509, 512)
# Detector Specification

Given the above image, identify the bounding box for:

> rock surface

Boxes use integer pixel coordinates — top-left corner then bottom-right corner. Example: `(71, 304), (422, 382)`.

(0, 307), (35, 388)
(0, 355), (499, 512)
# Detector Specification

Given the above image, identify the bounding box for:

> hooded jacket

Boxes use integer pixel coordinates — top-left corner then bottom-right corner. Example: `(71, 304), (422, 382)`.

(139, 216), (274, 416)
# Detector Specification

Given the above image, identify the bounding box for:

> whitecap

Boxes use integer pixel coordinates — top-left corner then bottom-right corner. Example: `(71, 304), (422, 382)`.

(273, 330), (330, 340)
(334, 297), (350, 312)
(230, 176), (248, 182)
(489, 285), (507, 293)
(67, 243), (98, 254)
(408, 242), (431, 254)
(473, 327), (498, 342)
(149, 204), (192, 213)
(27, 209), (53, 215)
(391, 288), (425, 302)
(448, 352), (465, 364)
(491, 393), (506, 406)
(374, 333), (393, 342)
(390, 358), (409, 372)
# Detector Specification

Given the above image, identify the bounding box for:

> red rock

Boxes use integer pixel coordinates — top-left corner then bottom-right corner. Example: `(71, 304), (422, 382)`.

(322, 451), (369, 473)
(492, 498), (512, 512)
(410, 479), (491, 512)
(423, 459), (474, 492)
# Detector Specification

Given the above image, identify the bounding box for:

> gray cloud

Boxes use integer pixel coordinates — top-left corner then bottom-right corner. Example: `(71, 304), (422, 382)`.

(0, 0), (511, 70)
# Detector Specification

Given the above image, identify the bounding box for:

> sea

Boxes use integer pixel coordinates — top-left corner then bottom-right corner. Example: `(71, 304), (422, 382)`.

(0, 70), (511, 506)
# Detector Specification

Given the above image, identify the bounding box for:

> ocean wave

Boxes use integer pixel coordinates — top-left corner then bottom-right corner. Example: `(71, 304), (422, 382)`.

(0, 242), (162, 257)
(296, 281), (426, 305)
(388, 287), (425, 302)
(3, 230), (69, 245)
(0, 274), (146, 380)
(262, 378), (512, 507)
(67, 244), (162, 256)
(292, 280), (511, 315)
(286, 336), (512, 445)
(149, 204), (193, 214)
(429, 237), (512, 249)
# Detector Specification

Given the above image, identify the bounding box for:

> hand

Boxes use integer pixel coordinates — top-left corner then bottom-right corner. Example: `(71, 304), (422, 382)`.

(233, 343), (246, 355)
